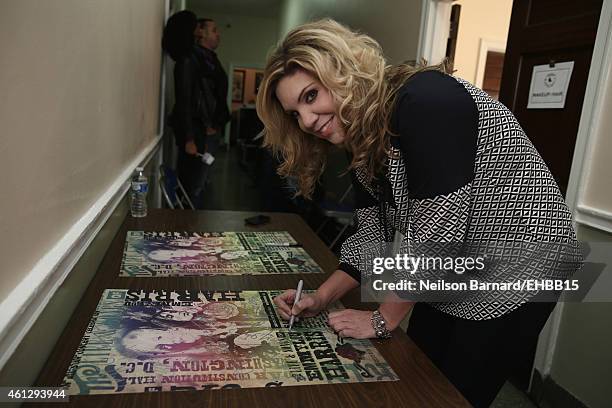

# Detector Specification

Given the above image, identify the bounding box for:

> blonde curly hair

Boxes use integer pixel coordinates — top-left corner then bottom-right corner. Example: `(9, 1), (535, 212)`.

(256, 19), (448, 199)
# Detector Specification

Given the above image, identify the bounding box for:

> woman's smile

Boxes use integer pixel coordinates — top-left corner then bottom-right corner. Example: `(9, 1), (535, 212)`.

(275, 69), (346, 145)
(317, 115), (334, 138)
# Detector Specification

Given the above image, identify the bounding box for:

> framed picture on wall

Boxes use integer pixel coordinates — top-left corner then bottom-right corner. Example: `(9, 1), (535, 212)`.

(232, 69), (245, 103)
(255, 71), (264, 94)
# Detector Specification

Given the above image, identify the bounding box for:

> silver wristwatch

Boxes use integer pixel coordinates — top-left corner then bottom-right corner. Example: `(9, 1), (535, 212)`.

(371, 310), (392, 339)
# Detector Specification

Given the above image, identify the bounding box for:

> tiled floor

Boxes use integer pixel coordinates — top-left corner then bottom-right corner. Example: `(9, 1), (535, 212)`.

(200, 145), (301, 213)
(199, 145), (265, 211)
(492, 381), (538, 407)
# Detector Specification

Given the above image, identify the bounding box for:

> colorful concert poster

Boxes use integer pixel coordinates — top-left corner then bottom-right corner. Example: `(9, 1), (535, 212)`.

(120, 231), (323, 277)
(62, 289), (398, 395)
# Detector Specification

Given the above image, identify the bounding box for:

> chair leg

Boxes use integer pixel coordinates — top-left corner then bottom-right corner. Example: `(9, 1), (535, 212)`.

(177, 180), (195, 210)
(316, 218), (329, 234)
(159, 181), (175, 209)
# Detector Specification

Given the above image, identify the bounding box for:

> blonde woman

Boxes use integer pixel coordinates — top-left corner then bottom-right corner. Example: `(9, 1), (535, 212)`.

(258, 19), (580, 407)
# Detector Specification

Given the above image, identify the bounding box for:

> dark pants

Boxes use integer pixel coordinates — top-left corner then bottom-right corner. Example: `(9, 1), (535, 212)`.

(406, 301), (556, 407)
(176, 130), (219, 209)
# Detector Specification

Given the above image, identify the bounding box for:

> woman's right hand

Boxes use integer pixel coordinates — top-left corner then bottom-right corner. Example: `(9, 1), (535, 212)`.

(273, 289), (326, 321)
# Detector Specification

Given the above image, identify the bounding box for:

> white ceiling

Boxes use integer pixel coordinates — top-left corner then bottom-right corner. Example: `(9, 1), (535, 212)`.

(188, 0), (283, 18)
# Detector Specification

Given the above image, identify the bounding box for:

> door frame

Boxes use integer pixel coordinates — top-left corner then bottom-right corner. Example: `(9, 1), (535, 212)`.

(416, 0), (454, 64)
(227, 62), (265, 149)
(474, 38), (506, 88)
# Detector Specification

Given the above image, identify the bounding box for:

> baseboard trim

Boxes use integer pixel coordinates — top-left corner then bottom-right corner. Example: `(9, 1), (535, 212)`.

(0, 135), (162, 371)
(530, 369), (588, 408)
(576, 204), (612, 234)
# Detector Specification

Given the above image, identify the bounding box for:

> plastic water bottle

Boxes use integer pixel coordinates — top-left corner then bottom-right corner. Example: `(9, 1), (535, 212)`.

(130, 167), (148, 217)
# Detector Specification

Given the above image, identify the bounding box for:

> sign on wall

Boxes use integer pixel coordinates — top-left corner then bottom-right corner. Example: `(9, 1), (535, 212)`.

(527, 61), (574, 109)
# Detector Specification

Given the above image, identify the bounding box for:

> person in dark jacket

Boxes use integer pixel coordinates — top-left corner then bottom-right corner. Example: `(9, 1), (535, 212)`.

(162, 11), (215, 208)
(256, 19), (582, 407)
(194, 18), (230, 157)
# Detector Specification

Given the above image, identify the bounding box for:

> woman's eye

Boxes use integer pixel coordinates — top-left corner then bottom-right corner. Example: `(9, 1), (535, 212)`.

(305, 89), (317, 103)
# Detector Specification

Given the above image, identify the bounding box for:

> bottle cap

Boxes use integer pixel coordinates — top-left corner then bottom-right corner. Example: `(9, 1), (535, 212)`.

(136, 166), (144, 172)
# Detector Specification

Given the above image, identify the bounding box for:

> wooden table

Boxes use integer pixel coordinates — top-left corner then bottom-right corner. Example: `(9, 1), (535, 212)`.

(32, 209), (469, 407)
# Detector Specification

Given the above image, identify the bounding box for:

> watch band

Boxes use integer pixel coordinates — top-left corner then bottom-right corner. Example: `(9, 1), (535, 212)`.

(371, 310), (392, 339)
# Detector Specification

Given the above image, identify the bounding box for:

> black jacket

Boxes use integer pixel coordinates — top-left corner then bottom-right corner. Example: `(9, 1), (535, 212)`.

(169, 47), (216, 145)
(197, 46), (230, 129)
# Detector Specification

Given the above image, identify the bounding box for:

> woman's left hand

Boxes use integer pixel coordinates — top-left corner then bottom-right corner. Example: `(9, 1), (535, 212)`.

(327, 309), (376, 339)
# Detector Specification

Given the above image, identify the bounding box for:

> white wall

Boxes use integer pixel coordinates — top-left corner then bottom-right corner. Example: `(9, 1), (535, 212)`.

(186, 5), (280, 71)
(580, 58), (612, 215)
(279, 0), (422, 64)
(544, 227), (612, 408)
(537, 3), (612, 407)
(0, 0), (164, 303)
(452, 0), (513, 84)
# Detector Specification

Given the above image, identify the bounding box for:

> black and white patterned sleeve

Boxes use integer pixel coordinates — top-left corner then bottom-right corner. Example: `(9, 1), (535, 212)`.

(338, 173), (384, 283)
(394, 71), (478, 244)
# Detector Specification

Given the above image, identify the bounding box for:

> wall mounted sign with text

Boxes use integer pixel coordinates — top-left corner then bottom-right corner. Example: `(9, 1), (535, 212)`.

(527, 61), (574, 109)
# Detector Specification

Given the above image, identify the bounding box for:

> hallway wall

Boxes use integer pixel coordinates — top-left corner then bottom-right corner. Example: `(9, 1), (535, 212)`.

(279, 0), (422, 64)
(452, 0), (513, 85)
(580, 54), (612, 214)
(186, 7), (280, 74)
(0, 0), (165, 303)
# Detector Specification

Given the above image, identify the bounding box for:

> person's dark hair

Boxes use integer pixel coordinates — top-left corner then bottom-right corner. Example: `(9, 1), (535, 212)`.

(197, 18), (215, 29)
(162, 10), (197, 61)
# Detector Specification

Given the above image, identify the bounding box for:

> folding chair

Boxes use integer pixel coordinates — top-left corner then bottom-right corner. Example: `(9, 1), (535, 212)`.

(158, 164), (195, 209)
(315, 184), (354, 249)
(235, 107), (264, 167)
(313, 147), (356, 249)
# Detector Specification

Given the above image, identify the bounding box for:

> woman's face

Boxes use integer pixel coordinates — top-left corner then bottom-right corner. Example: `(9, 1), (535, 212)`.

(233, 330), (277, 349)
(220, 250), (247, 260)
(121, 328), (231, 356)
(202, 302), (239, 319)
(121, 328), (202, 354)
(168, 237), (199, 247)
(148, 249), (201, 262)
(275, 69), (346, 145)
(157, 310), (194, 321)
